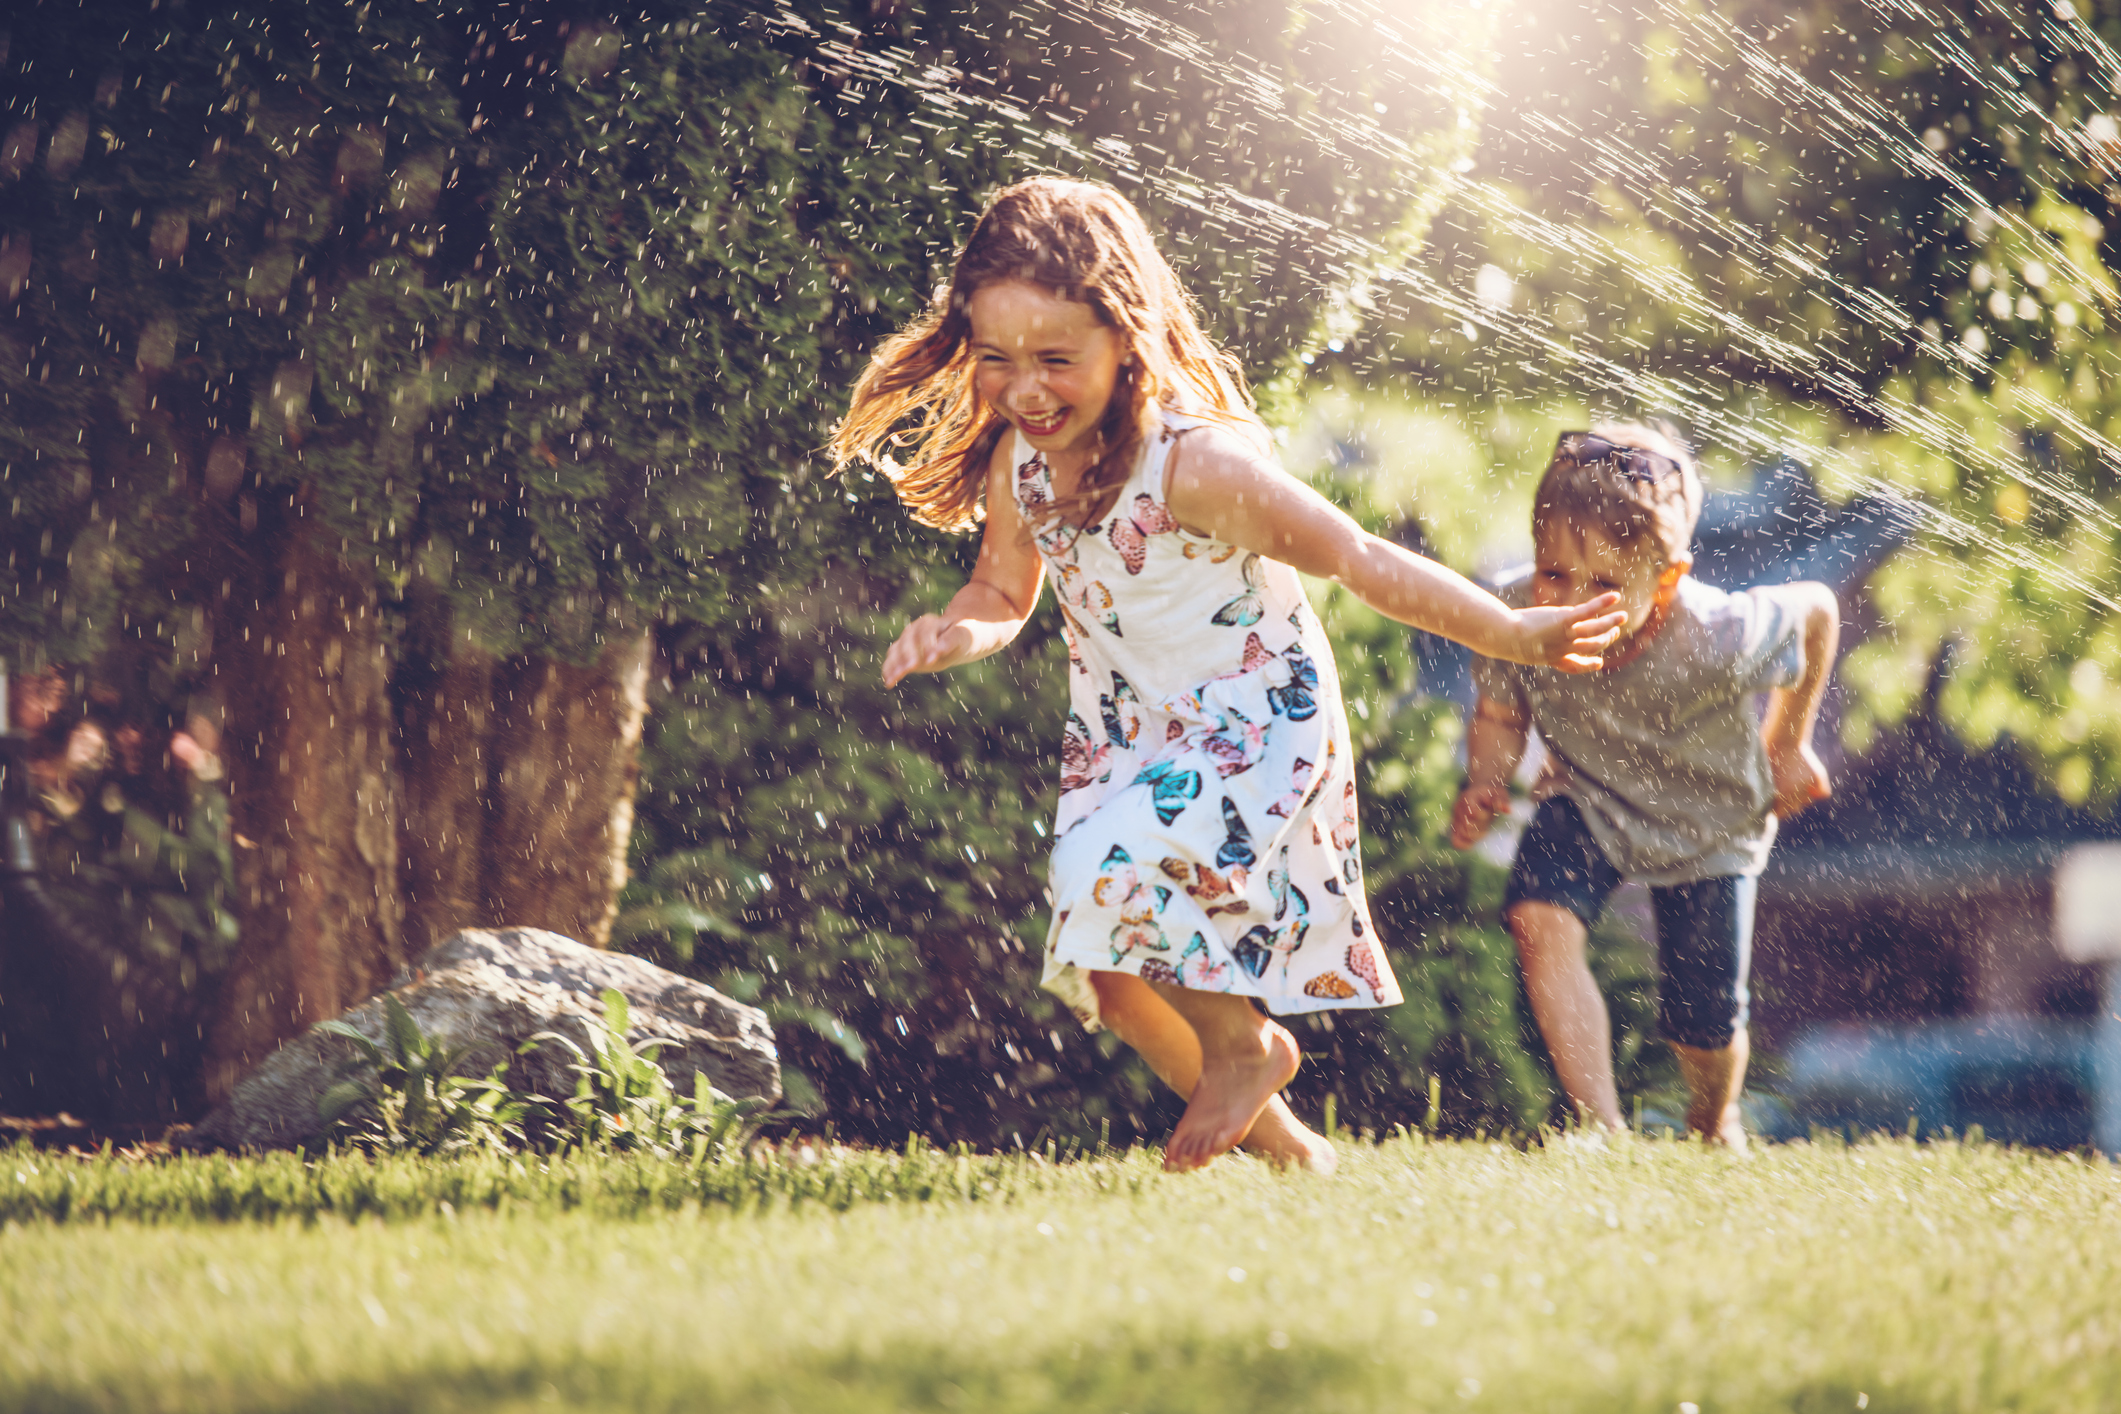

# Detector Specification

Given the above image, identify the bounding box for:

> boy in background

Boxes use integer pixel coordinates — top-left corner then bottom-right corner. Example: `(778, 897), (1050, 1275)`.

(1450, 424), (1840, 1147)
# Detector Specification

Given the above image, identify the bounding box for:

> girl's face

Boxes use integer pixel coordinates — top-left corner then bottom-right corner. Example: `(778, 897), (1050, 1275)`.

(966, 279), (1128, 468)
(1532, 522), (1684, 643)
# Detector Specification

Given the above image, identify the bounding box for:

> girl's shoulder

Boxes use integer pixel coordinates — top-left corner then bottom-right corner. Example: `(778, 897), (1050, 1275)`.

(1156, 403), (1271, 452)
(1154, 409), (1274, 490)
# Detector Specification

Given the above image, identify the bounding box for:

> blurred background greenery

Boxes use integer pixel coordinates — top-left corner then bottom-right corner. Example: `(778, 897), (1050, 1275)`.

(7, 0), (2121, 1142)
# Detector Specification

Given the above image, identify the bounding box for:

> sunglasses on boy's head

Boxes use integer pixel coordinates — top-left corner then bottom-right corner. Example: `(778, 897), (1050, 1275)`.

(1555, 431), (1681, 485)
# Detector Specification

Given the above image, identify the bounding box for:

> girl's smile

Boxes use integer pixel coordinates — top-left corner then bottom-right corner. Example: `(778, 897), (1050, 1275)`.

(966, 279), (1127, 475)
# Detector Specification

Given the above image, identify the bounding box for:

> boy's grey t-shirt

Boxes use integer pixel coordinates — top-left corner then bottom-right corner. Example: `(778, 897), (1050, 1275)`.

(1471, 575), (1807, 886)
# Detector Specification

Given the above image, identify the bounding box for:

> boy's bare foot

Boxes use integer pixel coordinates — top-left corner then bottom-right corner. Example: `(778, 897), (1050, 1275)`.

(1671, 1036), (1751, 1154)
(1689, 1100), (1750, 1153)
(1241, 1096), (1338, 1175)
(1165, 1021), (1300, 1172)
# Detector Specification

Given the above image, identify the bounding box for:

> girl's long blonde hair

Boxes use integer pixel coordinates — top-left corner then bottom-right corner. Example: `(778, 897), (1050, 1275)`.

(831, 177), (1259, 532)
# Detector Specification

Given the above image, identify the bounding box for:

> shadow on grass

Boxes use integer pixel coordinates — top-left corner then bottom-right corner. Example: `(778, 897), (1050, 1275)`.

(0, 1342), (1948, 1414)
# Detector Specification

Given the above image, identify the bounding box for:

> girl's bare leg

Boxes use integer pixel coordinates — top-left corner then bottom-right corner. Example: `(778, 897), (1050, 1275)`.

(1090, 972), (1335, 1172)
(1508, 901), (1626, 1131)
(1143, 982), (1300, 1172)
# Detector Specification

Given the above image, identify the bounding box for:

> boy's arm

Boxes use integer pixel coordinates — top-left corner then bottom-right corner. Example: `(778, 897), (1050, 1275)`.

(1759, 582), (1841, 818)
(1164, 429), (1625, 672)
(1450, 693), (1531, 849)
(883, 438), (1045, 687)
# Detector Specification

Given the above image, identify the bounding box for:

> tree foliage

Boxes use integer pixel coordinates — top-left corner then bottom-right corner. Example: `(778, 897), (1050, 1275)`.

(2, 0), (1511, 1135)
(1332, 0), (2121, 808)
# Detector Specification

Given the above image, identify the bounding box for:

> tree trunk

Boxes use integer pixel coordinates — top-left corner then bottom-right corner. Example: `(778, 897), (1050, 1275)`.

(199, 538), (651, 1102)
(203, 524), (404, 1101)
(397, 642), (498, 955)
(399, 628), (652, 953)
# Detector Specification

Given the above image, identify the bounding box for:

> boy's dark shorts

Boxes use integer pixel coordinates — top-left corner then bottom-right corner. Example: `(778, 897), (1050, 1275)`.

(1503, 795), (1754, 1050)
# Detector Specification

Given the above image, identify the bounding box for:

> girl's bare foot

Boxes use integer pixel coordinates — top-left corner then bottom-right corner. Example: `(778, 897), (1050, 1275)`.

(1241, 1097), (1338, 1175)
(1164, 1021), (1300, 1172)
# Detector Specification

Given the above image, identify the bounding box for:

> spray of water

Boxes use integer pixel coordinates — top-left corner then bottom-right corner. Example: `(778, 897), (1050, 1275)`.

(778, 0), (2121, 624)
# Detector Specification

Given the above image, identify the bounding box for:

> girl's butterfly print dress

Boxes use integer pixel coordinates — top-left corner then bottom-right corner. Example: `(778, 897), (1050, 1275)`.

(1024, 411), (1402, 1025)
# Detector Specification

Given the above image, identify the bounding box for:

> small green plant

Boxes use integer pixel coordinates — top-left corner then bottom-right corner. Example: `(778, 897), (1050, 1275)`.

(316, 996), (533, 1156)
(528, 988), (770, 1161)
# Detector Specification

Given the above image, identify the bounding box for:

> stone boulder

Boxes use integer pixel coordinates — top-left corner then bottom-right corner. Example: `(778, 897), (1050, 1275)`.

(181, 927), (779, 1151)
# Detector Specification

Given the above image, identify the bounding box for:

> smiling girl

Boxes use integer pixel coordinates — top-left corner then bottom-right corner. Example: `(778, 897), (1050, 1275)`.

(832, 177), (1624, 1171)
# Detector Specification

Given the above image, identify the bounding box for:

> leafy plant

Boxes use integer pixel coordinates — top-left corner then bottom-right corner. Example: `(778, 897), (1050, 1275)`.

(527, 988), (771, 1161)
(315, 997), (533, 1156)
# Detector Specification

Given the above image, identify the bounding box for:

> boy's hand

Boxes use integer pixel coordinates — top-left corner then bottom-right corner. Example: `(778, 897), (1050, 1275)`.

(1450, 781), (1513, 849)
(1768, 739), (1831, 818)
(1512, 595), (1626, 674)
(882, 615), (971, 688)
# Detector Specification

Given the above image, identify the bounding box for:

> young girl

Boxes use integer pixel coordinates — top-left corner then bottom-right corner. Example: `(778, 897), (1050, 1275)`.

(833, 177), (1623, 1172)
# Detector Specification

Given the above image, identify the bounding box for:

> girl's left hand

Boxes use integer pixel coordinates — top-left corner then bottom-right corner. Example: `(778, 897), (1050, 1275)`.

(1514, 596), (1627, 673)
(882, 614), (971, 688)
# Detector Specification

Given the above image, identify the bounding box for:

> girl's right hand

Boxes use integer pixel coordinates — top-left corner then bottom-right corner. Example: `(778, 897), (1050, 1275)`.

(1513, 595), (1626, 674)
(882, 614), (971, 688)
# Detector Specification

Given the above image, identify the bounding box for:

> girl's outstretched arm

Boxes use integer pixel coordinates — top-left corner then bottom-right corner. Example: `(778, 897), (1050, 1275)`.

(882, 436), (1045, 688)
(1166, 428), (1626, 672)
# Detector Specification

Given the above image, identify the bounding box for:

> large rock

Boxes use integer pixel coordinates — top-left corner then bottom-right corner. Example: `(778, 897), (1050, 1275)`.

(181, 927), (779, 1151)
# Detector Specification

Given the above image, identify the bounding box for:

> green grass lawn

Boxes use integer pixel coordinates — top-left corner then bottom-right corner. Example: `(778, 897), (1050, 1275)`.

(3, 1133), (2118, 1413)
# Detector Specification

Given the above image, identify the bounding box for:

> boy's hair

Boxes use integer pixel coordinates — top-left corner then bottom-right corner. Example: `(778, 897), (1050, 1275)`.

(831, 177), (1259, 532)
(1532, 420), (1703, 565)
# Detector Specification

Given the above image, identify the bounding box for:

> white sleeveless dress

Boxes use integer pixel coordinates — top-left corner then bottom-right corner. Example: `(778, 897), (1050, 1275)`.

(1025, 411), (1403, 1026)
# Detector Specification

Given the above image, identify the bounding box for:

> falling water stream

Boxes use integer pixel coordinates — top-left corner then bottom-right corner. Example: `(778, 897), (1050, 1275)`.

(797, 0), (2121, 608)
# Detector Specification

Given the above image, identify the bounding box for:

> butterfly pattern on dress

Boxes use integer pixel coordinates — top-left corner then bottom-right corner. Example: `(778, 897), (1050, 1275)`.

(1017, 454), (1050, 512)
(1093, 845), (1175, 964)
(1109, 492), (1181, 574)
(1330, 779), (1359, 852)
(1138, 957), (1181, 986)
(1231, 925), (1277, 979)
(1107, 672), (1147, 749)
(1346, 944), (1383, 998)
(1302, 972), (1358, 1000)
(1056, 563), (1122, 638)
(1268, 856), (1309, 927)
(1211, 553), (1266, 627)
(1228, 883), (1308, 979)
(1099, 693), (1128, 751)
(1214, 796), (1257, 871)
(1200, 705), (1266, 779)
(1265, 757), (1315, 818)
(1060, 711), (1112, 796)
(1022, 417), (1398, 1022)
(1062, 619), (1089, 677)
(1131, 757), (1203, 826)
(1157, 856), (1252, 921)
(1266, 646), (1320, 721)
(1177, 932), (1233, 990)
